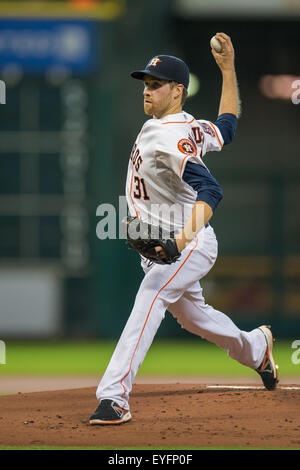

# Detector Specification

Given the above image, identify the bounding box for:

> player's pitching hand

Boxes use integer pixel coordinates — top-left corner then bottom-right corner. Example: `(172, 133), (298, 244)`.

(211, 32), (235, 72)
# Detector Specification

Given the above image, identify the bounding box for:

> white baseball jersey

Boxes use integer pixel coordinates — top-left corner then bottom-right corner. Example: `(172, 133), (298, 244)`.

(96, 110), (267, 412)
(125, 111), (224, 233)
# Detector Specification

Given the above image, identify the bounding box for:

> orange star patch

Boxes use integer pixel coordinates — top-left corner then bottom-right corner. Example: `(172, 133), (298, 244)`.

(177, 138), (197, 156)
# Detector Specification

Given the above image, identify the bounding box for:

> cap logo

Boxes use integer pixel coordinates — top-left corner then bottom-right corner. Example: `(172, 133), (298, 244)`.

(148, 57), (162, 67)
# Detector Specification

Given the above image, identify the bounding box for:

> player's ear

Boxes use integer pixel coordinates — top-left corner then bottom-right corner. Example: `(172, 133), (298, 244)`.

(175, 84), (184, 100)
(170, 81), (183, 102)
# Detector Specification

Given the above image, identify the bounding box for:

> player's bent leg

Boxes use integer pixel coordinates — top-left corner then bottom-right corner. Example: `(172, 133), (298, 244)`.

(168, 282), (267, 370)
(94, 283), (167, 412)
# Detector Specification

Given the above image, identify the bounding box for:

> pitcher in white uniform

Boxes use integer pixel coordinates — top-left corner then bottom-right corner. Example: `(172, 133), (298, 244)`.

(89, 33), (278, 425)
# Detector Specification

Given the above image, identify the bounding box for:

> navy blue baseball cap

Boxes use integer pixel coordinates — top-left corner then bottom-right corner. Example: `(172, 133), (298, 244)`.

(131, 55), (190, 89)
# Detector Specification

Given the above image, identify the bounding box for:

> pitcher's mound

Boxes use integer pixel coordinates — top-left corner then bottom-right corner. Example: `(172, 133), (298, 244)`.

(0, 383), (299, 448)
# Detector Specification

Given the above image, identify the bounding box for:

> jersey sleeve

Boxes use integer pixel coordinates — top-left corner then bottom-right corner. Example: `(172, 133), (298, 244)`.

(154, 124), (206, 181)
(197, 119), (224, 155)
(182, 161), (223, 211)
(212, 113), (238, 145)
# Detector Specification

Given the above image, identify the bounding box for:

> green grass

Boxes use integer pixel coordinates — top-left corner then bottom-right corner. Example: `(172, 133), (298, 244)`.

(0, 339), (298, 377)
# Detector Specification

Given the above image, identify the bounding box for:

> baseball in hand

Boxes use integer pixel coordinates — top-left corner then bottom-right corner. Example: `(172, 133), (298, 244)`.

(210, 36), (222, 52)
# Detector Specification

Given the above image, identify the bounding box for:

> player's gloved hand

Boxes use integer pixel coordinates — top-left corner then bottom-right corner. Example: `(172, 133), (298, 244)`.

(122, 216), (181, 265)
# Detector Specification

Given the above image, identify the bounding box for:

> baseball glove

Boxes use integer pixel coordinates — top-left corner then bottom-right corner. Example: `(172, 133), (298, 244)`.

(122, 216), (181, 265)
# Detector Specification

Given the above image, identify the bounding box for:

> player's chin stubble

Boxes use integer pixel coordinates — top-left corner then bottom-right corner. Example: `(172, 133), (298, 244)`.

(144, 102), (153, 116)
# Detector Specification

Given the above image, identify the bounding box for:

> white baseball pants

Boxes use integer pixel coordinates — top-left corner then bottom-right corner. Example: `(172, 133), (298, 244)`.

(96, 225), (266, 410)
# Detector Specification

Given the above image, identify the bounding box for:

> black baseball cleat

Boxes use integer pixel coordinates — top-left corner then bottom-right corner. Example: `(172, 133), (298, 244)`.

(89, 399), (131, 425)
(256, 325), (279, 390)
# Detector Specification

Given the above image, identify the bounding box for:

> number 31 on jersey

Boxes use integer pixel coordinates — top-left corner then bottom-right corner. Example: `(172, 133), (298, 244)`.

(133, 176), (150, 200)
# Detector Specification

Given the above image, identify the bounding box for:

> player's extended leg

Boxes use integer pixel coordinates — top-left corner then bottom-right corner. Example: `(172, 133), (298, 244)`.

(168, 286), (279, 389)
(168, 282), (267, 369)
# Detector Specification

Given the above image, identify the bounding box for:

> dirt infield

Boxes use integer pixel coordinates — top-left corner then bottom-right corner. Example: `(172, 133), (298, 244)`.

(0, 382), (300, 448)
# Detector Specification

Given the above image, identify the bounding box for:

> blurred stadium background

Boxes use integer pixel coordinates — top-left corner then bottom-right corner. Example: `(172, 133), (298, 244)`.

(0, 0), (299, 355)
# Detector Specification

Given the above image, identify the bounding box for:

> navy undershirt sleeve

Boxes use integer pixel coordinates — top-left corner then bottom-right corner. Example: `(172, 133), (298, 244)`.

(213, 112), (238, 145)
(182, 161), (223, 212)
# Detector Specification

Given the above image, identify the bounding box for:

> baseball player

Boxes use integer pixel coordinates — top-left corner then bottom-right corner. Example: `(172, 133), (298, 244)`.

(89, 33), (278, 425)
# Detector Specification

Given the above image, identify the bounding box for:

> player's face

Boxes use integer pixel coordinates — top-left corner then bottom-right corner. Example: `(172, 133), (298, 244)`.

(143, 75), (182, 119)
